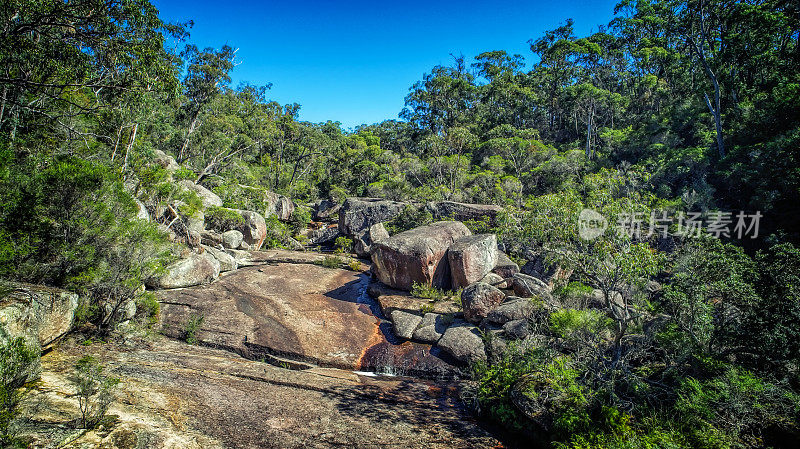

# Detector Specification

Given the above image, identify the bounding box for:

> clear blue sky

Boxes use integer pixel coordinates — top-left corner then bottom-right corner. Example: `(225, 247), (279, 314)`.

(152, 0), (620, 129)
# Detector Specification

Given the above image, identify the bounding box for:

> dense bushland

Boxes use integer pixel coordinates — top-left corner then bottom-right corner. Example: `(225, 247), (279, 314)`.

(0, 0), (798, 447)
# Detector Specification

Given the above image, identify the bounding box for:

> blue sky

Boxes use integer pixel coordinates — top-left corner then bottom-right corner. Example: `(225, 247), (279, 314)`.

(152, 0), (619, 129)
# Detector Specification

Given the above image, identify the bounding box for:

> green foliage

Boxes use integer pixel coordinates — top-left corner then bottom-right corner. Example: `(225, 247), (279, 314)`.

(318, 255), (344, 269)
(347, 260), (362, 271)
(384, 205), (433, 235)
(137, 292), (161, 328)
(409, 282), (457, 302)
(183, 313), (205, 345)
(471, 346), (539, 429)
(334, 236), (353, 254)
(550, 309), (614, 340)
(70, 356), (119, 429)
(205, 206), (245, 233)
(0, 338), (39, 446)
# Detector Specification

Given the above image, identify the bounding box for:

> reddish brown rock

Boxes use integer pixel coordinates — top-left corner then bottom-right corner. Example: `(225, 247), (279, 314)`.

(371, 221), (471, 291)
(157, 263), (454, 376)
(447, 234), (498, 289)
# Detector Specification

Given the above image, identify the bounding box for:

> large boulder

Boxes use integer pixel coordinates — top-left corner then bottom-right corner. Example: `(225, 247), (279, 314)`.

(492, 252), (520, 278)
(313, 198), (341, 221)
(146, 252), (220, 289)
(353, 222), (389, 257)
(202, 245), (238, 272)
(426, 201), (503, 224)
(178, 180), (223, 209)
(437, 321), (486, 364)
(485, 297), (537, 325)
(153, 149), (180, 173)
(338, 197), (406, 236)
(307, 226), (340, 246)
(238, 210), (267, 250)
(264, 191), (294, 221)
(221, 230), (244, 250)
(371, 221), (471, 291)
(412, 313), (449, 343)
(0, 283), (79, 349)
(448, 234), (498, 289)
(461, 283), (505, 324)
(389, 310), (423, 340)
(511, 273), (552, 300)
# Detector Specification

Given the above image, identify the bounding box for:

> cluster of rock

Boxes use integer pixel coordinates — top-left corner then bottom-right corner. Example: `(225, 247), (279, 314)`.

(303, 197), (503, 257)
(370, 272), (559, 365)
(358, 215), (563, 365)
(140, 151), (299, 290)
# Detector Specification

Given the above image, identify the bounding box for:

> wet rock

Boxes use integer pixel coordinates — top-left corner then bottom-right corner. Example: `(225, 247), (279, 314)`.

(461, 282), (505, 324)
(412, 313), (449, 343)
(338, 197), (406, 236)
(447, 234), (498, 289)
(146, 252), (220, 289)
(492, 252), (520, 278)
(371, 221), (471, 291)
(389, 310), (423, 340)
(157, 264), (453, 375)
(437, 321), (486, 364)
(221, 230), (243, 249)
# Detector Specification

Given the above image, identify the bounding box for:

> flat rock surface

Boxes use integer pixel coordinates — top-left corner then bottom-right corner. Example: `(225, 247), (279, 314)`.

(157, 263), (455, 376)
(19, 338), (501, 448)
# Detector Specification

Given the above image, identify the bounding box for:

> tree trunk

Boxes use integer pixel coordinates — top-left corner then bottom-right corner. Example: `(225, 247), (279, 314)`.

(122, 123), (137, 174)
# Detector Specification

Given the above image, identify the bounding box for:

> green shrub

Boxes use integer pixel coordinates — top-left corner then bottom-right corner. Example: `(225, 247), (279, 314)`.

(172, 166), (196, 182)
(334, 236), (353, 253)
(419, 303), (435, 314)
(69, 356), (120, 429)
(205, 206), (245, 232)
(410, 282), (446, 301)
(318, 255), (343, 269)
(0, 337), (39, 446)
(183, 313), (205, 345)
(347, 260), (362, 271)
(136, 292), (160, 327)
(385, 205), (433, 235)
(550, 309), (614, 340)
(289, 205), (312, 234)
